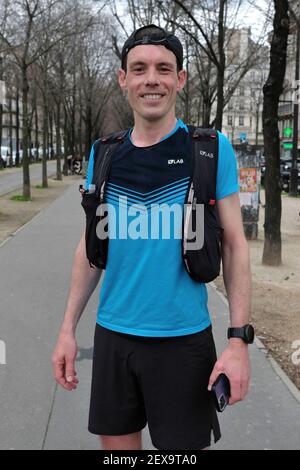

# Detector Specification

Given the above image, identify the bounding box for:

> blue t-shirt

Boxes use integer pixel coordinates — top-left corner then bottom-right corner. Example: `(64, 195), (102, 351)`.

(86, 120), (239, 337)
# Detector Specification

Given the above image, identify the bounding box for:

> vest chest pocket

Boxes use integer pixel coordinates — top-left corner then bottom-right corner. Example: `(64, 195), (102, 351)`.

(81, 191), (108, 269)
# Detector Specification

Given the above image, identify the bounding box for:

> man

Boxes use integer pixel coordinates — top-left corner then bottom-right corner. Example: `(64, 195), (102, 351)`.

(52, 25), (252, 450)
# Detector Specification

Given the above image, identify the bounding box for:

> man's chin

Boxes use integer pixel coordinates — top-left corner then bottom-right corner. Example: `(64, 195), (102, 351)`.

(138, 110), (166, 122)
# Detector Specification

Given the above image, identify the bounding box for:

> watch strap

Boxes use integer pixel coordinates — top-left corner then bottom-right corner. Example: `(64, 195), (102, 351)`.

(227, 327), (247, 341)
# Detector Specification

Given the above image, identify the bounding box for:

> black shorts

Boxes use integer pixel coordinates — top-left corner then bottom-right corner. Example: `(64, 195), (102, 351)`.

(88, 324), (221, 450)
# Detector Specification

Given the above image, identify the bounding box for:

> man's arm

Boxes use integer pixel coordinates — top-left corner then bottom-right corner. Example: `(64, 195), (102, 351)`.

(52, 232), (102, 391)
(208, 192), (252, 405)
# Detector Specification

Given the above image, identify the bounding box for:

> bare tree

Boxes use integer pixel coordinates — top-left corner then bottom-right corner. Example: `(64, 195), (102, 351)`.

(0, 0), (48, 197)
(163, 0), (268, 129)
(0, 0), (99, 197)
(78, 19), (118, 156)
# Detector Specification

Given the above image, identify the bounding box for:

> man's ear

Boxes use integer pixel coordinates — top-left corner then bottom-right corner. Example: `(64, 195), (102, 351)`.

(177, 69), (187, 92)
(118, 68), (127, 91)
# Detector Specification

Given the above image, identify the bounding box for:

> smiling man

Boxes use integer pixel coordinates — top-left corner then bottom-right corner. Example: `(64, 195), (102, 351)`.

(52, 25), (252, 451)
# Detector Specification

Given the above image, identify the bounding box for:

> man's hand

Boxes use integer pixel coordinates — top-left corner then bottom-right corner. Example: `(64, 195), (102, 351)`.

(208, 340), (251, 405)
(52, 332), (79, 391)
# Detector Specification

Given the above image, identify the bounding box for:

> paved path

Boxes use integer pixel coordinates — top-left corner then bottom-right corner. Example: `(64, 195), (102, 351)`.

(0, 161), (57, 196)
(0, 182), (299, 450)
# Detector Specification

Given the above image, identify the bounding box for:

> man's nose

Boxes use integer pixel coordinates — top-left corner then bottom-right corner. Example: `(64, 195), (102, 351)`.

(144, 69), (160, 86)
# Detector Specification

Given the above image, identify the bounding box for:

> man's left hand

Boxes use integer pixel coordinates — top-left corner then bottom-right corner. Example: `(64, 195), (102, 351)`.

(208, 340), (251, 405)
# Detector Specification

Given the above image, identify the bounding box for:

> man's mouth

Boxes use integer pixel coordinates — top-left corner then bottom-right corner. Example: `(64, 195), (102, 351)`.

(141, 93), (165, 100)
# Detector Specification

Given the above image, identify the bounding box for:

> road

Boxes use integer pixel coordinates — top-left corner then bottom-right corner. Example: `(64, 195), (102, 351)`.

(0, 182), (299, 449)
(0, 161), (57, 196)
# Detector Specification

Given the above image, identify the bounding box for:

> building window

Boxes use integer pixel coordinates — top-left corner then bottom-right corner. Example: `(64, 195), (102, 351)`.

(239, 102), (244, 111)
(239, 87), (245, 96)
(239, 116), (245, 126)
(228, 115), (233, 126)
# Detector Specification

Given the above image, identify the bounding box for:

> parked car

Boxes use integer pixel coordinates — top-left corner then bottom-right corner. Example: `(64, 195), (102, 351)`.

(12, 149), (23, 165)
(35, 146), (55, 160)
(1, 146), (11, 167)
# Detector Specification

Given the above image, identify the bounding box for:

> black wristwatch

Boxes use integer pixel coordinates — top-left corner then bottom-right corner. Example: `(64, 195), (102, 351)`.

(227, 324), (255, 344)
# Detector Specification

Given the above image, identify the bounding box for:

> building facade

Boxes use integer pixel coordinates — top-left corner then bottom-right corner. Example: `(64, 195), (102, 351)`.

(278, 5), (300, 161)
(221, 28), (268, 148)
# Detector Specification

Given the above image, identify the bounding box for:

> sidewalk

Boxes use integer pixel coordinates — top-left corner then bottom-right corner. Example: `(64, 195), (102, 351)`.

(0, 181), (299, 450)
(0, 161), (57, 196)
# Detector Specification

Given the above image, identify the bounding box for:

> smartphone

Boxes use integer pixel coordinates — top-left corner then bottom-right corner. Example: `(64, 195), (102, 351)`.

(211, 373), (231, 412)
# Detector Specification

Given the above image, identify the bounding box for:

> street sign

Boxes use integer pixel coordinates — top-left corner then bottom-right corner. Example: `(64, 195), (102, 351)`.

(239, 132), (247, 143)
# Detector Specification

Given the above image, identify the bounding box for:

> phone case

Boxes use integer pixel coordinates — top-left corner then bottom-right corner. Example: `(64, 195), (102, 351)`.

(211, 373), (231, 412)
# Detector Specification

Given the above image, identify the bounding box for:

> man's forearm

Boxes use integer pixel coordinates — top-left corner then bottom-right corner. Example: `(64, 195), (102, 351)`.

(209, 238), (252, 400)
(61, 235), (102, 335)
(222, 239), (251, 328)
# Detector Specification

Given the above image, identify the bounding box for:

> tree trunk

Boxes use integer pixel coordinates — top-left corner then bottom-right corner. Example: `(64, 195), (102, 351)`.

(35, 96), (39, 163)
(63, 107), (68, 176)
(49, 110), (54, 159)
(78, 85), (83, 162)
(202, 94), (212, 128)
(56, 101), (62, 181)
(22, 67), (31, 199)
(85, 97), (92, 160)
(262, 0), (289, 266)
(9, 95), (13, 167)
(184, 40), (190, 123)
(71, 72), (76, 157)
(42, 99), (48, 188)
(16, 81), (20, 167)
(215, 0), (226, 131)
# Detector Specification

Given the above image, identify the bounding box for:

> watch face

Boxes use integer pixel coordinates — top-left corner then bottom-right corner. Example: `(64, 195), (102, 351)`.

(245, 325), (255, 344)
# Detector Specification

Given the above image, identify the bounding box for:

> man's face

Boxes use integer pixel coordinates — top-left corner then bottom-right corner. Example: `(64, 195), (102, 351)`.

(118, 45), (186, 122)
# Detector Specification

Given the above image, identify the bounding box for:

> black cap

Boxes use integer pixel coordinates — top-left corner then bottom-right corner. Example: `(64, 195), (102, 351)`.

(121, 24), (183, 70)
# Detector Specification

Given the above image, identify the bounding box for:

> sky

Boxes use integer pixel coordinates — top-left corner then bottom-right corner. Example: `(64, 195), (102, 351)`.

(100, 0), (273, 43)
(238, 0), (273, 40)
